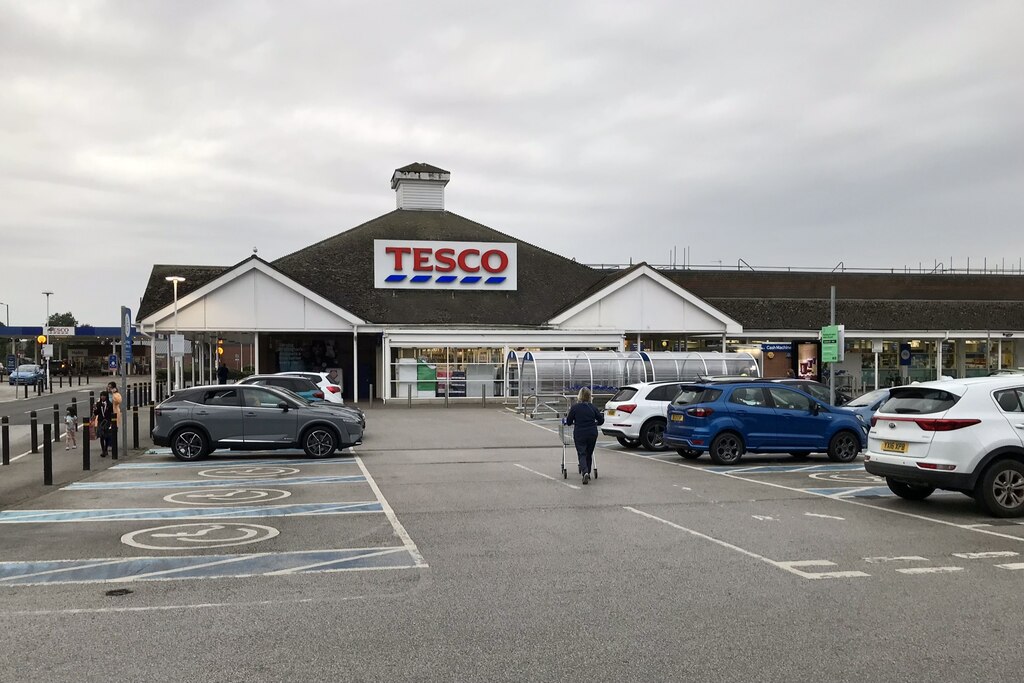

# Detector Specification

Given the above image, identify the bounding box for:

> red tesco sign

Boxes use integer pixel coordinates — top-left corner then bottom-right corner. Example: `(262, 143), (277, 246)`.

(384, 246), (510, 273)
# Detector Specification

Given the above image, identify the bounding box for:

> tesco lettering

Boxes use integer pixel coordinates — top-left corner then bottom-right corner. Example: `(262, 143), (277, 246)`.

(384, 246), (509, 274)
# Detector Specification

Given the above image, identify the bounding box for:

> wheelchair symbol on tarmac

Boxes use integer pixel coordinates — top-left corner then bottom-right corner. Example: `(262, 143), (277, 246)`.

(163, 488), (292, 506)
(121, 523), (280, 550)
(808, 472), (884, 484)
(197, 466), (300, 479)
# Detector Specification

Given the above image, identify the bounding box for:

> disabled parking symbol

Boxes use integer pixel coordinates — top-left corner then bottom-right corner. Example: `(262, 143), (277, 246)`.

(197, 466), (300, 479)
(121, 523), (280, 550)
(163, 488), (292, 506)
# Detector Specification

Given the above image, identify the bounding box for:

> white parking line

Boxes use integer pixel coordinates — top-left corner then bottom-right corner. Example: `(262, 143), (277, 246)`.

(863, 556), (928, 563)
(354, 456), (428, 568)
(995, 562), (1024, 570)
(514, 464), (581, 490)
(952, 551), (1018, 559)
(896, 566), (964, 575)
(624, 506), (869, 580)
(805, 512), (845, 520)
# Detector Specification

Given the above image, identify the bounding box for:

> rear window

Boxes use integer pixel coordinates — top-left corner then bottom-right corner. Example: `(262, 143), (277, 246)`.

(845, 389), (888, 408)
(610, 387), (638, 402)
(672, 387), (722, 406)
(880, 388), (959, 415)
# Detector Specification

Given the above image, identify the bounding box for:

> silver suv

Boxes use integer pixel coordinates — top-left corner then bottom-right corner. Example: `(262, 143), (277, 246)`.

(153, 384), (363, 461)
(603, 381), (691, 450)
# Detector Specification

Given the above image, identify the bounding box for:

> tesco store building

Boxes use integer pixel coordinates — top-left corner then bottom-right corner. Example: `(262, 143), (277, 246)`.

(137, 163), (1024, 403)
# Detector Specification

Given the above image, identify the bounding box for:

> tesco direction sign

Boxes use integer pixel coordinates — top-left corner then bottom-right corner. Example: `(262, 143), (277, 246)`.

(374, 239), (517, 291)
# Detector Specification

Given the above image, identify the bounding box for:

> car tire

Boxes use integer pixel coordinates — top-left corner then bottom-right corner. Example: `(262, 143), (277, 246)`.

(826, 431), (860, 462)
(640, 419), (668, 451)
(789, 452), (811, 459)
(977, 460), (1024, 518)
(708, 432), (745, 466)
(171, 428), (208, 462)
(677, 448), (701, 460)
(616, 436), (641, 449)
(886, 478), (935, 500)
(302, 426), (337, 458)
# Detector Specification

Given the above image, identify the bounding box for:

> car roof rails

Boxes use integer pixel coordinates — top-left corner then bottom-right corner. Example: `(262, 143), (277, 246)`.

(693, 374), (760, 384)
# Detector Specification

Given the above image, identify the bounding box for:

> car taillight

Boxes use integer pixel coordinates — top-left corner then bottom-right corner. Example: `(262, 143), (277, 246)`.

(326, 386), (341, 394)
(914, 418), (980, 431)
(313, 391), (324, 399)
(870, 416), (878, 427)
(687, 407), (714, 418)
(617, 404), (637, 414)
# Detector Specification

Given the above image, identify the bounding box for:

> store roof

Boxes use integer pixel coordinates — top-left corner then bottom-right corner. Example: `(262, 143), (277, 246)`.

(393, 162), (449, 174)
(271, 210), (605, 325)
(137, 264), (229, 320)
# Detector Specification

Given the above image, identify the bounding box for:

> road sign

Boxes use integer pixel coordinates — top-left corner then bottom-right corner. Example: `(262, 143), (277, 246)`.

(42, 344), (53, 358)
(125, 345), (133, 364)
(121, 307), (132, 340)
(44, 326), (75, 337)
(821, 324), (845, 363)
(170, 334), (185, 358)
(108, 354), (118, 370)
(5, 355), (15, 374)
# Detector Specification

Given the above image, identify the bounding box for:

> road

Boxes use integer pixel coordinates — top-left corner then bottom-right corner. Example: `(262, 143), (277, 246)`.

(0, 407), (1021, 682)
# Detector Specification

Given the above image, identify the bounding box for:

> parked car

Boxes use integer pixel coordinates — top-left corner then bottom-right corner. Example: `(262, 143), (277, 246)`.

(276, 372), (344, 404)
(767, 378), (853, 406)
(237, 374), (325, 402)
(602, 381), (693, 450)
(843, 388), (892, 424)
(863, 377), (1024, 517)
(663, 379), (866, 465)
(8, 364), (44, 385)
(152, 384), (364, 461)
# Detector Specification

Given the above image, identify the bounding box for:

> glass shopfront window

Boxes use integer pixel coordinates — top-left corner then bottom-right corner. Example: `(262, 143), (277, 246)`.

(392, 346), (506, 399)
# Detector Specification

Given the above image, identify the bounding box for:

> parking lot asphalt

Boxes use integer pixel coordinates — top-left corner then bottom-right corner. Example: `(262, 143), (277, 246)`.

(1, 407), (1023, 682)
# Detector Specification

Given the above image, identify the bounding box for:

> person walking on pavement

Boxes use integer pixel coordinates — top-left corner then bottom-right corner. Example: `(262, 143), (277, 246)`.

(93, 391), (115, 457)
(107, 381), (122, 451)
(217, 362), (229, 385)
(564, 387), (604, 485)
(64, 405), (78, 451)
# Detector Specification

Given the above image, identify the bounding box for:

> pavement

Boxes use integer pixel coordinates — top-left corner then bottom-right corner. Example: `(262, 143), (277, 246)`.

(0, 406), (1022, 682)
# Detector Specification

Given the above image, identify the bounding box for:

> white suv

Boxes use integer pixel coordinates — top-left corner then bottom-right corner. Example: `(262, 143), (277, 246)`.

(864, 377), (1024, 517)
(276, 372), (344, 404)
(603, 382), (690, 451)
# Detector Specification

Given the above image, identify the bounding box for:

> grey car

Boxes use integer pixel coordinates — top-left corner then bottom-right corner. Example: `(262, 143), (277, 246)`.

(152, 384), (364, 461)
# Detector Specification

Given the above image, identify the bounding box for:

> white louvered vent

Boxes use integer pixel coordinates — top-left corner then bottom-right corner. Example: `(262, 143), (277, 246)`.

(391, 164), (450, 211)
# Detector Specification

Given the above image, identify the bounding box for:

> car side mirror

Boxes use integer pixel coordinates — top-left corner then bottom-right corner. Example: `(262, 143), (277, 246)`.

(278, 402), (289, 411)
(812, 403), (821, 415)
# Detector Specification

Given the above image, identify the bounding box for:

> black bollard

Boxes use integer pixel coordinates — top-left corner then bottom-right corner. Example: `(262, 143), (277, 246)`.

(72, 396), (77, 415)
(132, 406), (139, 449)
(52, 403), (60, 443)
(82, 418), (90, 471)
(43, 424), (53, 485)
(30, 410), (38, 454)
(48, 375), (52, 393)
(59, 375), (63, 388)
(23, 383), (28, 399)
(1, 416), (8, 466)
(149, 404), (155, 437)
(89, 391), (95, 414)
(77, 373), (81, 387)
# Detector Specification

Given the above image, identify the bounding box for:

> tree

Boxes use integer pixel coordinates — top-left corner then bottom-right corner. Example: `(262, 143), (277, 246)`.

(48, 312), (77, 327)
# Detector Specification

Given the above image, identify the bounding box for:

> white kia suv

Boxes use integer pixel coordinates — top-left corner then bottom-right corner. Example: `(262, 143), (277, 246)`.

(276, 371), (344, 404)
(864, 376), (1024, 517)
(603, 381), (691, 451)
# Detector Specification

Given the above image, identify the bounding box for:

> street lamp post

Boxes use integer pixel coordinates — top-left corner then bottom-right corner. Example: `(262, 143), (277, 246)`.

(0, 301), (10, 356)
(165, 276), (185, 392)
(42, 291), (53, 389)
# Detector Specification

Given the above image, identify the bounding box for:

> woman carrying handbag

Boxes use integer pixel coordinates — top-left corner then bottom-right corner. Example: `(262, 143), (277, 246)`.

(93, 391), (115, 457)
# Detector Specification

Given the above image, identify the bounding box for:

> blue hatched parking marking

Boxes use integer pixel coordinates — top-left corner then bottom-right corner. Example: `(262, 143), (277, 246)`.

(707, 463), (865, 474)
(115, 458), (356, 469)
(0, 501), (383, 523)
(64, 475), (366, 491)
(805, 486), (959, 499)
(0, 547), (420, 586)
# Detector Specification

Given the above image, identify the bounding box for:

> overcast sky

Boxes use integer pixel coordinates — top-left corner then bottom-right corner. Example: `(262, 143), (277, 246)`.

(2, 0), (1022, 325)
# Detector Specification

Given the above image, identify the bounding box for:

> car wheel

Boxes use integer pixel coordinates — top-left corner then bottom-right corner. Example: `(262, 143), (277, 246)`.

(886, 478), (935, 500)
(677, 448), (701, 460)
(977, 460), (1024, 518)
(616, 436), (641, 449)
(302, 426), (337, 458)
(827, 431), (860, 462)
(640, 419), (668, 451)
(709, 432), (744, 466)
(789, 452), (811, 459)
(171, 428), (208, 462)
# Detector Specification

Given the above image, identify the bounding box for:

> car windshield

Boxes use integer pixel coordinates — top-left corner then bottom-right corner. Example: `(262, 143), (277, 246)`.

(272, 386), (313, 406)
(846, 389), (888, 407)
(879, 387), (959, 414)
(16, 365), (37, 372)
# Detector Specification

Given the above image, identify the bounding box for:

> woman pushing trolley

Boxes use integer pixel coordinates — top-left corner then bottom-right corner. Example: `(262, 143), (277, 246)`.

(562, 387), (604, 484)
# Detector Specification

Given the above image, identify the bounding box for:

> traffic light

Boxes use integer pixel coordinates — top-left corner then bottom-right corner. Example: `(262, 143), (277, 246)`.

(216, 338), (224, 356)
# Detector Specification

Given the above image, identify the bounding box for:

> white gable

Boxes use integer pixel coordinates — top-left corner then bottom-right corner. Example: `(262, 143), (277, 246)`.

(548, 266), (741, 334)
(140, 259), (364, 333)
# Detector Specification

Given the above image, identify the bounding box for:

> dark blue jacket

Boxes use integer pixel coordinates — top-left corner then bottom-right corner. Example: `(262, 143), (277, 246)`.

(565, 401), (604, 438)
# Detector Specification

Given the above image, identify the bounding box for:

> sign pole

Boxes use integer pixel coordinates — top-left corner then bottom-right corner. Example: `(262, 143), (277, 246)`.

(120, 306), (131, 458)
(829, 286), (836, 405)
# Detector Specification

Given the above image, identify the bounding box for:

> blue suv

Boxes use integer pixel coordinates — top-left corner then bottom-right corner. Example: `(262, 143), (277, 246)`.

(663, 380), (867, 466)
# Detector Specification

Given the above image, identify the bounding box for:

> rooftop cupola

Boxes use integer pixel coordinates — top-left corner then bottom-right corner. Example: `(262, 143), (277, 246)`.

(391, 162), (450, 211)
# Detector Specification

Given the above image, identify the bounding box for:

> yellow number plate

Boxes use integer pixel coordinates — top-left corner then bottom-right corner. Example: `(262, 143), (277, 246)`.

(606, 409), (615, 416)
(881, 440), (908, 454)
(671, 414), (684, 422)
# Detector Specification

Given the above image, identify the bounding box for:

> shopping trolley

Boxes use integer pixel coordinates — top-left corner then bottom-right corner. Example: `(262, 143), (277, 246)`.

(558, 419), (597, 480)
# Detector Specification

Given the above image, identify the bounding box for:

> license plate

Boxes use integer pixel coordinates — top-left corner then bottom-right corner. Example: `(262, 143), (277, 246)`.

(881, 440), (908, 454)
(671, 414), (684, 422)
(606, 409), (615, 416)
